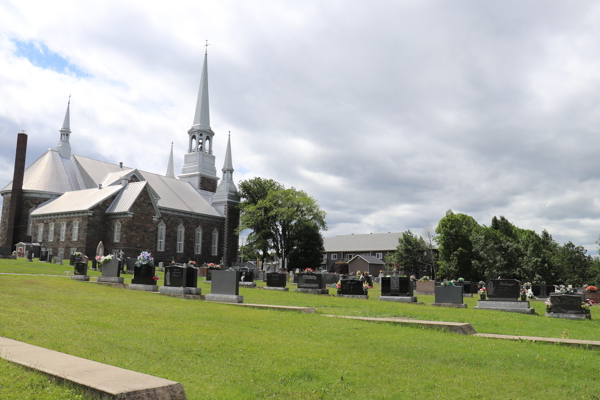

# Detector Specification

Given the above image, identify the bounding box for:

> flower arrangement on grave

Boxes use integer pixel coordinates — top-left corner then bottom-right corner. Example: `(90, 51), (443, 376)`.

(188, 261), (197, 266)
(419, 276), (431, 281)
(440, 280), (455, 286)
(585, 285), (597, 293)
(73, 252), (82, 256)
(478, 286), (487, 300)
(410, 275), (416, 280)
(457, 277), (464, 282)
(152, 276), (159, 283)
(95, 254), (113, 265)
(520, 286), (528, 301)
(526, 288), (536, 300)
(135, 251), (154, 267)
(555, 284), (576, 294)
(363, 281), (369, 295)
(304, 268), (315, 274)
(523, 282), (532, 289)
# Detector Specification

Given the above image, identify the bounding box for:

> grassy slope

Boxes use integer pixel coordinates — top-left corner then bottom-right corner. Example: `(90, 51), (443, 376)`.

(1, 274), (599, 399)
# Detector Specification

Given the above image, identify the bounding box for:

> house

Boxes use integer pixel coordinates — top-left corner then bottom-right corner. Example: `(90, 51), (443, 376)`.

(0, 51), (240, 266)
(347, 254), (385, 276)
(322, 232), (404, 271)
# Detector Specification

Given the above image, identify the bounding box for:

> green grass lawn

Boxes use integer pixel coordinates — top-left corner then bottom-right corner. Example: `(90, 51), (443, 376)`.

(1, 268), (600, 399)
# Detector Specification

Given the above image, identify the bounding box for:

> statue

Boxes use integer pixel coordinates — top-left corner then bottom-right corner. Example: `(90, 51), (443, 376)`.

(96, 241), (104, 257)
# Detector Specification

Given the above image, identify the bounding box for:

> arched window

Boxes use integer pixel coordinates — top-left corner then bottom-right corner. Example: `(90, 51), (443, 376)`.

(195, 227), (202, 255)
(114, 221), (121, 243)
(157, 222), (165, 251)
(37, 223), (44, 242)
(60, 222), (66, 241)
(72, 221), (79, 241)
(177, 224), (185, 253)
(48, 223), (54, 242)
(211, 229), (218, 256)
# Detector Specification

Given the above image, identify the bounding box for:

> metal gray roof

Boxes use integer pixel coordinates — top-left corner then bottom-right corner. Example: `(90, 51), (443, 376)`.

(323, 232), (403, 252)
(2, 150), (86, 194)
(73, 155), (128, 186)
(31, 185), (122, 216)
(348, 254), (385, 265)
(106, 182), (147, 214)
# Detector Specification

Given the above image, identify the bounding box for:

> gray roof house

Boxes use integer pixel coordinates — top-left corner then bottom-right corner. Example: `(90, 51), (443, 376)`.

(322, 232), (403, 271)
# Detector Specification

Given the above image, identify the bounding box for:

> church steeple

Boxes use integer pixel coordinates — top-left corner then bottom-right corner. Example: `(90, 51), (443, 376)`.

(57, 96), (72, 159)
(166, 142), (175, 178)
(214, 133), (238, 202)
(179, 43), (218, 193)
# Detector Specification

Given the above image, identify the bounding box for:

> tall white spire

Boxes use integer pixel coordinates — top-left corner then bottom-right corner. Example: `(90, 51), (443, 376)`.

(166, 142), (175, 178)
(57, 96), (72, 159)
(222, 133), (233, 173)
(214, 132), (238, 203)
(192, 49), (210, 130)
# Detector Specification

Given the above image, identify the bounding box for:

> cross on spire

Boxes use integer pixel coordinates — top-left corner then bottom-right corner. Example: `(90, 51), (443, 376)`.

(204, 40), (210, 55)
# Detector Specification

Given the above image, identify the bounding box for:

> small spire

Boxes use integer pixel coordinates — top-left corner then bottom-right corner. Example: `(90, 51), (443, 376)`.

(192, 49), (211, 130)
(166, 142), (175, 178)
(61, 95), (71, 132)
(222, 132), (233, 172)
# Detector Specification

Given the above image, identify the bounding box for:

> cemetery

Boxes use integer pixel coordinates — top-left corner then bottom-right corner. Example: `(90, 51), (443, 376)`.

(1, 257), (600, 399)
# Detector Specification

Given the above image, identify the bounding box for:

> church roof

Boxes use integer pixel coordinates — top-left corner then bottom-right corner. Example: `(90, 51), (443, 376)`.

(323, 232), (404, 252)
(31, 185), (122, 215)
(106, 182), (150, 214)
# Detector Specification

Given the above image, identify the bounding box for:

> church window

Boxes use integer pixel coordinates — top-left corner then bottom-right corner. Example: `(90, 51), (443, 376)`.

(177, 225), (184, 253)
(195, 227), (202, 254)
(27, 217), (32, 236)
(48, 223), (54, 242)
(157, 222), (165, 251)
(114, 221), (121, 243)
(60, 222), (66, 241)
(72, 221), (79, 241)
(58, 248), (64, 261)
(211, 229), (218, 256)
(37, 224), (44, 242)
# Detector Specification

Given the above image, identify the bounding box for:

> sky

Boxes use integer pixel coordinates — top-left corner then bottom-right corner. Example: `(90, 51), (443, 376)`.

(2, 1), (600, 253)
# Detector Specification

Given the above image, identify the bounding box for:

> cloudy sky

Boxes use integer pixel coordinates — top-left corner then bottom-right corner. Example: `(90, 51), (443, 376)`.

(2, 1), (600, 252)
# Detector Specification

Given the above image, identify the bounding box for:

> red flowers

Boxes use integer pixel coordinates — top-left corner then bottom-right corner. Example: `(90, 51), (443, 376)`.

(152, 276), (159, 281)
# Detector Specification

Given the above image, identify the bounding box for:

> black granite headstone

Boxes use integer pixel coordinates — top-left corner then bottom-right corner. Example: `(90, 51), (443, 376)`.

(212, 270), (240, 295)
(267, 273), (287, 288)
(549, 294), (585, 314)
(323, 273), (340, 286)
(185, 267), (198, 288)
(74, 262), (87, 276)
(238, 268), (254, 282)
(297, 273), (325, 289)
(28, 251), (33, 261)
(340, 279), (365, 295)
(40, 251), (47, 262)
(165, 265), (186, 287)
(487, 279), (520, 300)
(132, 265), (156, 285)
(381, 277), (413, 297)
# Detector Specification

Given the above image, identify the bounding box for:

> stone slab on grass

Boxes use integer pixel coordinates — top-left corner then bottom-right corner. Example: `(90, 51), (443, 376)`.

(546, 312), (590, 320)
(432, 303), (468, 309)
(71, 275), (89, 282)
(379, 296), (417, 303)
(322, 315), (477, 335)
(474, 333), (600, 350)
(97, 277), (124, 284)
(159, 286), (201, 296)
(128, 284), (158, 292)
(259, 287), (289, 292)
(0, 336), (186, 400)
(205, 294), (244, 303)
(337, 295), (368, 300)
(215, 303), (316, 313)
(473, 300), (536, 315)
(295, 288), (329, 295)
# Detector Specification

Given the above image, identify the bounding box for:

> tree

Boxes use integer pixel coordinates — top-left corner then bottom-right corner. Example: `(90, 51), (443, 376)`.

(393, 230), (429, 277)
(435, 210), (480, 280)
(422, 224), (438, 279)
(471, 226), (521, 280)
(238, 178), (282, 266)
(553, 241), (592, 286)
(287, 220), (325, 270)
(239, 179), (327, 270)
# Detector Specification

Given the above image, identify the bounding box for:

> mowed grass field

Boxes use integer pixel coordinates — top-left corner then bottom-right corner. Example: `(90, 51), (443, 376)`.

(1, 260), (600, 399)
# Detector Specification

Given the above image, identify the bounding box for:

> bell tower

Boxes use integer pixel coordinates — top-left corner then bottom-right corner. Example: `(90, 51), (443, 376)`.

(179, 46), (218, 193)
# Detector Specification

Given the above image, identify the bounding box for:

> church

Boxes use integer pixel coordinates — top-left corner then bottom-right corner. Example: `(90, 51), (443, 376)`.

(0, 51), (240, 266)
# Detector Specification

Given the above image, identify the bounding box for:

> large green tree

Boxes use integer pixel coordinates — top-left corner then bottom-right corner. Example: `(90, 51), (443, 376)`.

(392, 230), (431, 278)
(239, 178), (327, 270)
(435, 210), (480, 280)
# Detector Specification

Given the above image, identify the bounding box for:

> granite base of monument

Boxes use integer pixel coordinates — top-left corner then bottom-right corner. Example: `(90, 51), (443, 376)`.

(97, 276), (124, 284)
(128, 284), (158, 292)
(296, 288), (329, 295)
(337, 294), (368, 300)
(159, 286), (202, 295)
(205, 294), (244, 303)
(432, 302), (468, 308)
(71, 275), (89, 282)
(546, 312), (590, 320)
(260, 286), (289, 291)
(474, 300), (535, 314)
(379, 296), (417, 303)
(239, 282), (257, 288)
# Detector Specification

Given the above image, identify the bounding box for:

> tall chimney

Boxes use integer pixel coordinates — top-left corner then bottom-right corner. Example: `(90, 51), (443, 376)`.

(6, 132), (28, 250)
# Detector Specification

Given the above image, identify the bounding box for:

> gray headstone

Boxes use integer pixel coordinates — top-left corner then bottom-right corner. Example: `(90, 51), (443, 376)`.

(102, 259), (120, 278)
(211, 270), (240, 296)
(434, 285), (464, 304)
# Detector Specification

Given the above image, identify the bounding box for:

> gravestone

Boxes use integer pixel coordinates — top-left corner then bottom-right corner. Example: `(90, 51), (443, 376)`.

(126, 258), (137, 274)
(40, 251), (47, 262)
(71, 262), (89, 281)
(547, 294), (589, 320)
(129, 264), (158, 292)
(159, 265), (201, 296)
(338, 279), (367, 299)
(323, 273), (340, 287)
(92, 259), (97, 270)
(380, 276), (417, 303)
(206, 267), (219, 282)
(206, 270), (243, 303)
(47, 254), (53, 263)
(261, 273), (288, 291)
(186, 267), (198, 288)
(27, 251), (33, 262)
(486, 279), (520, 301)
(296, 273), (328, 295)
(238, 268), (256, 288)
(97, 258), (124, 284)
(474, 279), (535, 314)
(165, 265), (186, 287)
(433, 285), (466, 308)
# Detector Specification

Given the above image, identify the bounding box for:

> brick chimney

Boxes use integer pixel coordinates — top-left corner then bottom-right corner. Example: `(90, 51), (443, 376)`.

(5, 132), (28, 250)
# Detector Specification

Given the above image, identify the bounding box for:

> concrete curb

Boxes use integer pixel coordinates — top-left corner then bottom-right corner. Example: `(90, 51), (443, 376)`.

(321, 314), (477, 335)
(473, 333), (600, 350)
(213, 302), (316, 313)
(0, 336), (186, 399)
